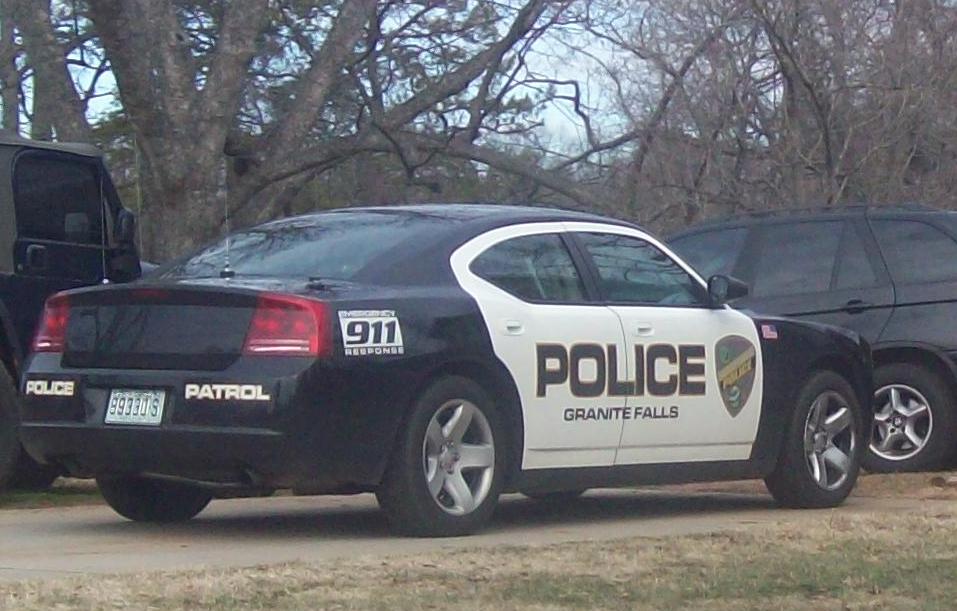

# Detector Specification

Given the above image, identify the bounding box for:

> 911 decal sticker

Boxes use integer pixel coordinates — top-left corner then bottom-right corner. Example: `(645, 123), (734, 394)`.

(716, 335), (757, 417)
(338, 310), (405, 356)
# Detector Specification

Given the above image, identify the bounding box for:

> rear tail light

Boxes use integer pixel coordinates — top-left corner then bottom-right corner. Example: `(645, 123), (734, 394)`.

(33, 294), (70, 353)
(243, 293), (332, 357)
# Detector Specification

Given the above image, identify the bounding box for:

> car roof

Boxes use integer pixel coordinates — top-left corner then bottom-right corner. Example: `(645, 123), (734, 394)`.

(667, 203), (952, 239)
(262, 203), (637, 232)
(0, 132), (103, 158)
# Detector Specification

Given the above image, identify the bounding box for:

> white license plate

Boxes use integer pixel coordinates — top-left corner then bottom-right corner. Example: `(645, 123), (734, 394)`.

(105, 389), (166, 426)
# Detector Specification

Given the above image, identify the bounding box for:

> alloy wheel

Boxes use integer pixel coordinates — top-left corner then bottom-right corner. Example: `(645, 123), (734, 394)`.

(804, 391), (856, 491)
(422, 399), (495, 516)
(871, 384), (933, 462)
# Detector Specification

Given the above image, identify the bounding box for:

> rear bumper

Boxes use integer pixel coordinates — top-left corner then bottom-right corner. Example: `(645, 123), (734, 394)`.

(17, 353), (416, 489)
(19, 422), (293, 486)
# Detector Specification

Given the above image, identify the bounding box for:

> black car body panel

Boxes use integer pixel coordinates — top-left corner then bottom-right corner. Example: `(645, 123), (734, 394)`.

(21, 205), (871, 496)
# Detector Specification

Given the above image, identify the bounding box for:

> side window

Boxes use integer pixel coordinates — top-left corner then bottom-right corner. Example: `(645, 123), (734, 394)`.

(14, 155), (104, 245)
(750, 221), (842, 298)
(576, 232), (706, 306)
(871, 220), (957, 284)
(668, 227), (748, 278)
(834, 224), (879, 290)
(470, 233), (585, 302)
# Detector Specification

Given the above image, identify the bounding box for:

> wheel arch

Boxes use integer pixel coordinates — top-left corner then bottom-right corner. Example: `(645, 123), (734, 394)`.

(805, 352), (873, 423)
(398, 358), (525, 490)
(871, 342), (957, 397)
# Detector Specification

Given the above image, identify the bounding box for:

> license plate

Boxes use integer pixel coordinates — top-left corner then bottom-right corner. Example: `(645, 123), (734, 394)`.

(105, 389), (166, 426)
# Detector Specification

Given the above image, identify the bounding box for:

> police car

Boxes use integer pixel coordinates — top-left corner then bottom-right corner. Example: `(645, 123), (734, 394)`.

(19, 205), (872, 536)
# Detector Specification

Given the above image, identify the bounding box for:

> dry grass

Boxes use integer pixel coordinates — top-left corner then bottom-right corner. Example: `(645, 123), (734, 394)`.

(655, 469), (957, 500)
(2, 508), (956, 610)
(0, 478), (100, 510)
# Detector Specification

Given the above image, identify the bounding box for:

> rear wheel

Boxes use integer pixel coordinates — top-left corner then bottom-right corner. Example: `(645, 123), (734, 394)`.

(0, 367), (20, 491)
(765, 370), (863, 508)
(864, 363), (957, 473)
(8, 449), (61, 491)
(97, 476), (212, 523)
(376, 376), (506, 537)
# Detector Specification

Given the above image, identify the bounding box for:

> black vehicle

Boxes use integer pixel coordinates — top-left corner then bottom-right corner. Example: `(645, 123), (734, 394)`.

(0, 134), (141, 489)
(669, 205), (957, 473)
(21, 205), (871, 536)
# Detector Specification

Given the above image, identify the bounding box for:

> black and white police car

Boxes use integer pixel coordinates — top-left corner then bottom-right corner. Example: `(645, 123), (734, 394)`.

(19, 205), (872, 536)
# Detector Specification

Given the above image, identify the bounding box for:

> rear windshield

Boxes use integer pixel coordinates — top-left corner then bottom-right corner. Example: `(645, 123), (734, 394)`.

(157, 211), (442, 281)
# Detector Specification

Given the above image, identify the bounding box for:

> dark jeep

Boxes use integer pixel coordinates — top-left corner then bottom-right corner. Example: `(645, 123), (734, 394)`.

(0, 133), (141, 489)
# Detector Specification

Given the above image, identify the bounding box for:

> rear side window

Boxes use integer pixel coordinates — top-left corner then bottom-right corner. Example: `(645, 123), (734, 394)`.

(750, 221), (842, 298)
(14, 155), (104, 245)
(470, 234), (585, 302)
(668, 227), (747, 278)
(871, 220), (957, 284)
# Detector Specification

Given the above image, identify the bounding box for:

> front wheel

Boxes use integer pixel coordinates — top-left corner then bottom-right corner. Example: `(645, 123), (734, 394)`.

(765, 370), (863, 508)
(97, 476), (212, 523)
(376, 376), (506, 537)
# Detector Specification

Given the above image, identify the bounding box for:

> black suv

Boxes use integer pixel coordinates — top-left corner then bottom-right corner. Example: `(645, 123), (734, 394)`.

(0, 134), (141, 489)
(668, 205), (957, 473)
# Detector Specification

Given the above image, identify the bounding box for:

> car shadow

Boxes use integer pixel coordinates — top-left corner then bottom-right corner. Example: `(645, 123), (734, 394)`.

(64, 489), (777, 542)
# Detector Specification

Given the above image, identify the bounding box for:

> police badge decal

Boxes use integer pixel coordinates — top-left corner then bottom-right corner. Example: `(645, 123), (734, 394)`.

(715, 335), (757, 417)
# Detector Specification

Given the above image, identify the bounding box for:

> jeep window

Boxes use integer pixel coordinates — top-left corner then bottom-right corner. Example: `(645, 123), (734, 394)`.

(750, 221), (842, 298)
(871, 220), (957, 284)
(14, 155), (104, 245)
(576, 232), (706, 306)
(668, 227), (747, 278)
(471, 234), (585, 302)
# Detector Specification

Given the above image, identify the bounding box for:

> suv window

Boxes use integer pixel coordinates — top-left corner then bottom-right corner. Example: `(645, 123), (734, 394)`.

(871, 220), (957, 284)
(14, 155), (104, 245)
(576, 232), (705, 306)
(750, 221), (842, 298)
(834, 223), (879, 290)
(668, 227), (747, 278)
(470, 233), (585, 302)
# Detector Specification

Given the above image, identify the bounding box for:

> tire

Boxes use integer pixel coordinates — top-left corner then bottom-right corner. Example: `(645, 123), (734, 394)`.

(376, 376), (506, 537)
(522, 489), (587, 502)
(765, 370), (863, 508)
(97, 476), (212, 523)
(8, 448), (61, 491)
(0, 367), (20, 491)
(863, 363), (957, 473)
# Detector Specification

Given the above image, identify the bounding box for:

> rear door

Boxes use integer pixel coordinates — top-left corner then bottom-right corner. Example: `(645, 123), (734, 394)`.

(734, 219), (894, 343)
(7, 151), (113, 353)
(451, 224), (628, 470)
(570, 228), (764, 465)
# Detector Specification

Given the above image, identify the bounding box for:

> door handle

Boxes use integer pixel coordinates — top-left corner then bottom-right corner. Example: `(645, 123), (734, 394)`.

(504, 320), (525, 336)
(843, 299), (871, 314)
(25, 244), (48, 271)
(634, 323), (654, 337)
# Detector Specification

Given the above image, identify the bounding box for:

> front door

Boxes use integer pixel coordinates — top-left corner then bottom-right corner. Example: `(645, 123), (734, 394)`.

(570, 229), (764, 465)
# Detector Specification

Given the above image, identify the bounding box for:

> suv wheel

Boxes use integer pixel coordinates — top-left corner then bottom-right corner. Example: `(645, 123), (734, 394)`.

(864, 363), (957, 473)
(97, 476), (213, 522)
(0, 367), (19, 490)
(765, 370), (863, 508)
(376, 376), (505, 537)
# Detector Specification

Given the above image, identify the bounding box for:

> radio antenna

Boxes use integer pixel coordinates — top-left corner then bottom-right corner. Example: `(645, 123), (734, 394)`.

(220, 158), (234, 279)
(99, 169), (110, 284)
